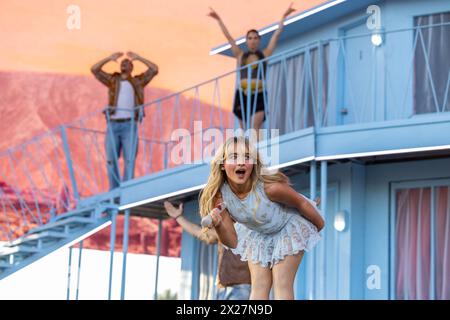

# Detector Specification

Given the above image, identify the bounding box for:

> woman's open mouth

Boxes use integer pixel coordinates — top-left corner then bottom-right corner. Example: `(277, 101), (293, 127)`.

(235, 168), (246, 179)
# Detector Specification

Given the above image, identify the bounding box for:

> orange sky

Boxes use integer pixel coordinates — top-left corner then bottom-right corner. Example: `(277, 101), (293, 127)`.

(0, 0), (326, 103)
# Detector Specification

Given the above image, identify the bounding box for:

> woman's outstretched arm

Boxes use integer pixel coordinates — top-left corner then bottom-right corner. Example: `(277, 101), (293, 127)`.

(211, 209), (238, 248)
(208, 194), (238, 248)
(208, 7), (243, 59)
(265, 181), (325, 231)
(263, 3), (296, 57)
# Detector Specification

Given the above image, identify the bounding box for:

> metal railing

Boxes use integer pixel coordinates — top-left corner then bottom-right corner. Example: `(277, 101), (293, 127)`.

(1, 22), (448, 241)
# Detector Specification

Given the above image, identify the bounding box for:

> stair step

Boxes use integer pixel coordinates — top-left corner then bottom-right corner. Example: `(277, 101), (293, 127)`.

(4, 231), (68, 248)
(27, 217), (98, 235)
(0, 245), (40, 257)
(0, 216), (111, 280)
(52, 208), (95, 222)
(52, 203), (117, 222)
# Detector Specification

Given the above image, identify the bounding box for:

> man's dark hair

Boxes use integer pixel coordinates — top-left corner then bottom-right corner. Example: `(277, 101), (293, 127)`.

(121, 58), (133, 65)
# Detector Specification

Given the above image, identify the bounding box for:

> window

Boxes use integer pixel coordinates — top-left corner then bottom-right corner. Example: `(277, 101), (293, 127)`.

(414, 12), (450, 114)
(394, 185), (450, 299)
(266, 44), (329, 135)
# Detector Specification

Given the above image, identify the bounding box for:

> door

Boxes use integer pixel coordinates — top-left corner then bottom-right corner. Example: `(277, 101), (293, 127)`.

(341, 22), (375, 125)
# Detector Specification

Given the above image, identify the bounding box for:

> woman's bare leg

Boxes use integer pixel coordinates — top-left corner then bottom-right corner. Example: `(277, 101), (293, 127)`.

(272, 252), (304, 300)
(252, 111), (265, 141)
(248, 261), (272, 300)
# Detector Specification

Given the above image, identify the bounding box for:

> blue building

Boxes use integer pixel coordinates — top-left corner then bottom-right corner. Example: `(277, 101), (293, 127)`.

(183, 0), (450, 300)
(0, 0), (449, 300)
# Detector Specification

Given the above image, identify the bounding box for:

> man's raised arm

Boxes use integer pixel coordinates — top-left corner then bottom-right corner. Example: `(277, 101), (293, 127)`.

(91, 52), (123, 85)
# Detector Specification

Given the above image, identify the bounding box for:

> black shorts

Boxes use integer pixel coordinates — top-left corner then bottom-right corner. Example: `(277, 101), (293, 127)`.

(233, 90), (266, 122)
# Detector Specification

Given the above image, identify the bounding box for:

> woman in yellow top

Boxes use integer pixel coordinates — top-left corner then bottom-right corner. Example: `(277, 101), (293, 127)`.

(208, 4), (296, 139)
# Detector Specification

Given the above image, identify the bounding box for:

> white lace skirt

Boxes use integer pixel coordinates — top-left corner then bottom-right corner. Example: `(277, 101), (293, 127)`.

(231, 214), (321, 268)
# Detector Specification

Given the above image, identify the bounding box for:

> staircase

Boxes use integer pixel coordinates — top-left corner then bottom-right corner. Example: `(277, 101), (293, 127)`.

(0, 202), (118, 280)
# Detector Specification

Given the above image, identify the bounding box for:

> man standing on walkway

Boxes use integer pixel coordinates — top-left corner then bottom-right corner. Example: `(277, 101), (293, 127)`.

(91, 52), (158, 189)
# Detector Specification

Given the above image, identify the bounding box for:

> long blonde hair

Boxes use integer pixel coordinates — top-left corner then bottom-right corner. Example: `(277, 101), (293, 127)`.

(199, 136), (289, 218)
